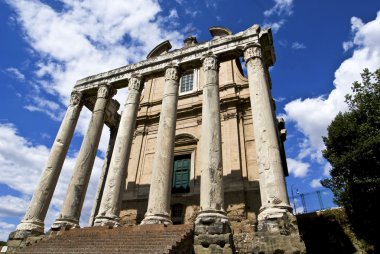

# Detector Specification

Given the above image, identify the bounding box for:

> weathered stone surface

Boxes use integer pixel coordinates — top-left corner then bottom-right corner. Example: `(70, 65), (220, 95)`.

(252, 212), (306, 254)
(198, 54), (224, 213)
(14, 92), (83, 234)
(52, 85), (114, 230)
(243, 42), (306, 254)
(94, 76), (144, 227)
(244, 43), (291, 215)
(194, 53), (234, 254)
(73, 25), (271, 91)
(12, 24), (306, 254)
(88, 126), (118, 226)
(142, 66), (180, 225)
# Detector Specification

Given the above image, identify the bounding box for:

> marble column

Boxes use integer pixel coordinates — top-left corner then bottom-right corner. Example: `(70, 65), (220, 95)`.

(194, 54), (233, 253)
(243, 43), (291, 220)
(141, 65), (179, 225)
(14, 91), (83, 235)
(88, 126), (118, 226)
(195, 53), (229, 226)
(94, 76), (144, 227)
(52, 85), (114, 230)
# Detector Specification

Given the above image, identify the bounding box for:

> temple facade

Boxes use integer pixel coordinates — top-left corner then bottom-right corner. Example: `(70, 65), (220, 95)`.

(9, 25), (306, 253)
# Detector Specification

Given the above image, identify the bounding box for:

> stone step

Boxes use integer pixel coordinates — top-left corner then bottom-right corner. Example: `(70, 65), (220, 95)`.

(14, 224), (194, 254)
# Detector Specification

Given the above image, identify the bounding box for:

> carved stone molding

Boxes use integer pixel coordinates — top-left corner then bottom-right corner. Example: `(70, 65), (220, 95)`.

(202, 54), (218, 71)
(164, 66), (179, 81)
(97, 85), (116, 99)
(243, 44), (263, 63)
(129, 76), (144, 92)
(223, 112), (237, 121)
(69, 91), (83, 106)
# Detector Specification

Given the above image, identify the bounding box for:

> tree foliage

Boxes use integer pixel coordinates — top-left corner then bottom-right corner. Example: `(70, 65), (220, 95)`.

(322, 68), (380, 250)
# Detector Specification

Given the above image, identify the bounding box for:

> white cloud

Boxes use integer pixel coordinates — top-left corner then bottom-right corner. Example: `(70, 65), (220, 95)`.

(323, 162), (331, 177)
(0, 123), (104, 240)
(0, 196), (29, 218)
(284, 12), (380, 162)
(343, 41), (354, 52)
(263, 19), (286, 33)
(310, 179), (322, 188)
(291, 42), (306, 49)
(264, 0), (294, 17)
(5, 0), (184, 134)
(0, 221), (16, 241)
(169, 9), (178, 19)
(205, 0), (218, 9)
(286, 158), (310, 178)
(5, 67), (25, 81)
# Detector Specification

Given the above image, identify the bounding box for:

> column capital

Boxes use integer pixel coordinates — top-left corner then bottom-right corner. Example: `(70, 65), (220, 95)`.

(69, 91), (83, 106)
(201, 53), (218, 71)
(243, 43), (263, 63)
(129, 75), (144, 92)
(97, 84), (116, 99)
(164, 65), (179, 81)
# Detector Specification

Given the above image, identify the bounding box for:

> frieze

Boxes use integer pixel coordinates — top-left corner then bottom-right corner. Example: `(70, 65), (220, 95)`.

(74, 26), (273, 92)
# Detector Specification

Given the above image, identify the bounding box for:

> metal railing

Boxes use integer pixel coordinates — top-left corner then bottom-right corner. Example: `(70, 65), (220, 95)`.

(290, 189), (338, 214)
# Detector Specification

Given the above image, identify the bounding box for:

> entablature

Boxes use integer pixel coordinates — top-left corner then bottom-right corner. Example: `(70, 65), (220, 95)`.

(73, 25), (275, 93)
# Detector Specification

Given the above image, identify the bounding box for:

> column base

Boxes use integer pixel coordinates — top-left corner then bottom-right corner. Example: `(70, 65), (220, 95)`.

(140, 213), (172, 225)
(51, 217), (80, 231)
(94, 214), (121, 228)
(7, 221), (45, 252)
(194, 210), (234, 254)
(15, 219), (45, 233)
(253, 208), (306, 254)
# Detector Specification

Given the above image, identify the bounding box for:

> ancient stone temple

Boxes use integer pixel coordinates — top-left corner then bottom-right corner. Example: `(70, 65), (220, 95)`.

(7, 25), (306, 253)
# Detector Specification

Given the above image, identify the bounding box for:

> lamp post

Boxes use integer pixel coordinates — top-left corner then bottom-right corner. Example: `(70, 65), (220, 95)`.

(291, 185), (300, 214)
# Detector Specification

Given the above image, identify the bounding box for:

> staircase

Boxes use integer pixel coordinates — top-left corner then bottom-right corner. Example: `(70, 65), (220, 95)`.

(14, 224), (194, 254)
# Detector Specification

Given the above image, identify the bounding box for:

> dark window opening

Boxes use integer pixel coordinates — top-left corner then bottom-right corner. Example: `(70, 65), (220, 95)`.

(172, 154), (191, 194)
(171, 203), (184, 225)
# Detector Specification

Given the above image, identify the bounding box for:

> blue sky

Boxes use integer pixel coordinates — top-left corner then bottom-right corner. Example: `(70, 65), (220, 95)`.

(0, 0), (379, 241)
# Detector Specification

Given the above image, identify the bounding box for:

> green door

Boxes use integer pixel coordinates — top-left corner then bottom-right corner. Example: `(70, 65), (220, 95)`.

(172, 155), (191, 193)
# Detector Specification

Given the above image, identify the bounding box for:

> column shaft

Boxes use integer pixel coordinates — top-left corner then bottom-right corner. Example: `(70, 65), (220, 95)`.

(94, 76), (144, 227)
(88, 126), (118, 226)
(244, 44), (290, 218)
(194, 54), (232, 253)
(199, 55), (224, 213)
(16, 92), (83, 233)
(141, 66), (179, 225)
(52, 85), (113, 229)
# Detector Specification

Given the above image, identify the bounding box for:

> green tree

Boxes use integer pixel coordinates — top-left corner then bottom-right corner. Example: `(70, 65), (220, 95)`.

(322, 68), (380, 251)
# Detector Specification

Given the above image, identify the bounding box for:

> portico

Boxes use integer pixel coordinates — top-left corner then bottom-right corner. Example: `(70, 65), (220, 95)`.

(9, 24), (305, 254)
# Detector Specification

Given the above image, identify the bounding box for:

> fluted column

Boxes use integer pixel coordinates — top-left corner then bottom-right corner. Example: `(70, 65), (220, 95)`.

(94, 75), (144, 227)
(243, 43), (291, 220)
(15, 92), (83, 234)
(88, 126), (118, 226)
(141, 65), (179, 225)
(195, 53), (228, 226)
(52, 85), (114, 230)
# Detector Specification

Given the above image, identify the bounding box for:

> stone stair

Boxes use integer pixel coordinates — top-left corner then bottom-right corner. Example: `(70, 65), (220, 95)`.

(13, 224), (194, 254)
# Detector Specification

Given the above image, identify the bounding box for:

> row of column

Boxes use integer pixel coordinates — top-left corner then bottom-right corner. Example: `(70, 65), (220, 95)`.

(16, 43), (290, 234)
